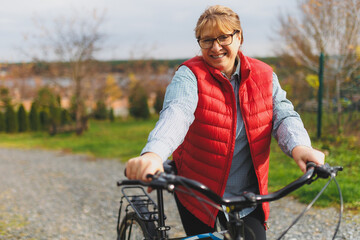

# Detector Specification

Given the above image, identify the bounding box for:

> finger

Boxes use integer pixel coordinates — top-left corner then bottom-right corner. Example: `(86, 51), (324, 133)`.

(127, 158), (140, 180)
(138, 159), (150, 180)
(298, 161), (306, 173)
(125, 161), (131, 179)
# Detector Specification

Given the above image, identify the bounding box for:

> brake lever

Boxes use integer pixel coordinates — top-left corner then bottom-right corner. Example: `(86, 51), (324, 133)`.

(328, 165), (343, 177)
(316, 163), (343, 178)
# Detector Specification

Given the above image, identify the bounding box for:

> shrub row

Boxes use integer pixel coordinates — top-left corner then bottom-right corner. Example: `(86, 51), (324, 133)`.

(0, 102), (115, 134)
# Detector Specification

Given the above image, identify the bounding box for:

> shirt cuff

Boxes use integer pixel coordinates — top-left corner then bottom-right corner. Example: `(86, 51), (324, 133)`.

(276, 119), (312, 157)
(141, 140), (172, 162)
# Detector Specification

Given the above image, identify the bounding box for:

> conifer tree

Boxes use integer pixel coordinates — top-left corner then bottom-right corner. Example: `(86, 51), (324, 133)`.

(94, 100), (108, 120)
(0, 112), (5, 132)
(39, 110), (50, 131)
(17, 104), (29, 132)
(128, 84), (150, 119)
(5, 104), (18, 133)
(109, 108), (115, 122)
(29, 102), (40, 131)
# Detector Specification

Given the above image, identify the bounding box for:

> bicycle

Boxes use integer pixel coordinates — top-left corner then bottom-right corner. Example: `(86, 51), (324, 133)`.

(116, 161), (343, 240)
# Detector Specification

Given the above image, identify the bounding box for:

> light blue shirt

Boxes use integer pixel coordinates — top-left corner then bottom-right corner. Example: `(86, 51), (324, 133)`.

(142, 59), (311, 217)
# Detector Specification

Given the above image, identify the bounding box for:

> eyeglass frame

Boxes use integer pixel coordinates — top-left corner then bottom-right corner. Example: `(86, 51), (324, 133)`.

(197, 30), (240, 49)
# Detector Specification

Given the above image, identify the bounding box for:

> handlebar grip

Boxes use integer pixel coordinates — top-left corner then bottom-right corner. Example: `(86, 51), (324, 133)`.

(306, 161), (317, 170)
(316, 163), (332, 178)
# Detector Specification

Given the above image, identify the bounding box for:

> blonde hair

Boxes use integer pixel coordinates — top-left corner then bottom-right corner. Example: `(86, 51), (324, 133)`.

(195, 5), (243, 44)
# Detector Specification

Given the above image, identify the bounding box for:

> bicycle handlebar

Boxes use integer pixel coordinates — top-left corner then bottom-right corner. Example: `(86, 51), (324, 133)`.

(118, 162), (343, 211)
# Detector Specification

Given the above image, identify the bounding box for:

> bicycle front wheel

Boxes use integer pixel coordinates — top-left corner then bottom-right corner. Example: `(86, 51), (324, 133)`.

(117, 212), (157, 240)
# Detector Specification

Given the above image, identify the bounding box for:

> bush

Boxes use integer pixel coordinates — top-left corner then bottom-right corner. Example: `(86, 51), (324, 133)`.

(61, 109), (72, 125)
(94, 100), (108, 120)
(17, 104), (29, 132)
(128, 84), (150, 119)
(5, 104), (18, 133)
(49, 104), (61, 127)
(34, 87), (58, 109)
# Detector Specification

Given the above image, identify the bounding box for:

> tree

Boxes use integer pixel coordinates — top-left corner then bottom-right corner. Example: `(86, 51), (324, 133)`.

(277, 0), (360, 129)
(29, 102), (40, 131)
(26, 9), (106, 135)
(17, 104), (29, 132)
(61, 109), (72, 125)
(39, 110), (50, 131)
(103, 74), (122, 105)
(49, 103), (62, 133)
(109, 108), (115, 122)
(5, 104), (18, 133)
(0, 87), (11, 108)
(34, 87), (61, 132)
(128, 82), (150, 119)
(154, 88), (165, 114)
(0, 112), (5, 132)
(94, 100), (108, 120)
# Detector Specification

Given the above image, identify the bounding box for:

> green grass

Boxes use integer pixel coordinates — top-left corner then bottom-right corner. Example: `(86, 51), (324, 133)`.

(269, 139), (360, 210)
(0, 119), (158, 161)
(0, 118), (358, 211)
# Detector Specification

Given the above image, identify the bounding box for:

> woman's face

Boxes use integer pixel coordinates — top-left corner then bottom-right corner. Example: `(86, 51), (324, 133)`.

(199, 26), (241, 78)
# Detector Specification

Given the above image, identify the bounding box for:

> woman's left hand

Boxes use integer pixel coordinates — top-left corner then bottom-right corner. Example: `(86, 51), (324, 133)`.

(292, 145), (325, 173)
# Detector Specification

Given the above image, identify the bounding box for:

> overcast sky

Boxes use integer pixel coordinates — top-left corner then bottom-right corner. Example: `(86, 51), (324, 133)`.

(1, 0), (299, 63)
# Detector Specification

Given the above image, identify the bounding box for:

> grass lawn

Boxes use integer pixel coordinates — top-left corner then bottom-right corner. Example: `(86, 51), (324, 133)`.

(0, 119), (157, 161)
(269, 140), (360, 210)
(0, 118), (358, 211)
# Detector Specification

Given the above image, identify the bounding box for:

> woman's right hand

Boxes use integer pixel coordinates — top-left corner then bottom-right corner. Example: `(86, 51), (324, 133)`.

(125, 152), (164, 182)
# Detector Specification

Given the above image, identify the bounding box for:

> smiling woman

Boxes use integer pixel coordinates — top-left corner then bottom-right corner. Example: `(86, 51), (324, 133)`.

(195, 5), (243, 78)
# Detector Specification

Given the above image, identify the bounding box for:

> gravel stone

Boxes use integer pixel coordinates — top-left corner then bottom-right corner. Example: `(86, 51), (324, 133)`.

(0, 148), (358, 239)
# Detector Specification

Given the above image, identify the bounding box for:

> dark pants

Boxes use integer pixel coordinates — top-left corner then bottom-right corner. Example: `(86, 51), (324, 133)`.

(175, 193), (266, 240)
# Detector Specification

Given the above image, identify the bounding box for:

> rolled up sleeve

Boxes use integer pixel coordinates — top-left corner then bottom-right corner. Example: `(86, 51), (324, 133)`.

(271, 72), (311, 157)
(141, 66), (198, 161)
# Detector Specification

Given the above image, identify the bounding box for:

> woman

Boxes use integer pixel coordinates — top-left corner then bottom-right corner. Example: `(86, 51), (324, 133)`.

(125, 5), (324, 239)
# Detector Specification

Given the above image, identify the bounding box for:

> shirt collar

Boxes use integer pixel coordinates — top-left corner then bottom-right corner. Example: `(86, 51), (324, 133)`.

(234, 56), (241, 77)
(229, 56), (241, 82)
(220, 56), (241, 80)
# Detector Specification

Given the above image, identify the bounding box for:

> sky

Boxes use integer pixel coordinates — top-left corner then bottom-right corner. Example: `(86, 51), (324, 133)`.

(1, 0), (299, 63)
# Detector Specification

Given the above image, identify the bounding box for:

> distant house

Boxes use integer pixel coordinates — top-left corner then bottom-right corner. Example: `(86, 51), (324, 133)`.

(110, 98), (129, 117)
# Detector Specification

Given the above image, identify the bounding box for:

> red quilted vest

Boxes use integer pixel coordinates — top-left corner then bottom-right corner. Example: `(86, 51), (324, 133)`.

(173, 51), (273, 227)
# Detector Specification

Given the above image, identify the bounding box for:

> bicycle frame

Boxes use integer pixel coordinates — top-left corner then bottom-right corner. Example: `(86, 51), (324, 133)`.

(117, 162), (343, 240)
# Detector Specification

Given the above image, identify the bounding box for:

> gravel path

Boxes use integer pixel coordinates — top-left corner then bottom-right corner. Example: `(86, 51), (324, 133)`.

(0, 148), (358, 239)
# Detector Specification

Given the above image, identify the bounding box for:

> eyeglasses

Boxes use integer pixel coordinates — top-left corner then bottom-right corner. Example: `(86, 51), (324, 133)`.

(197, 30), (240, 49)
